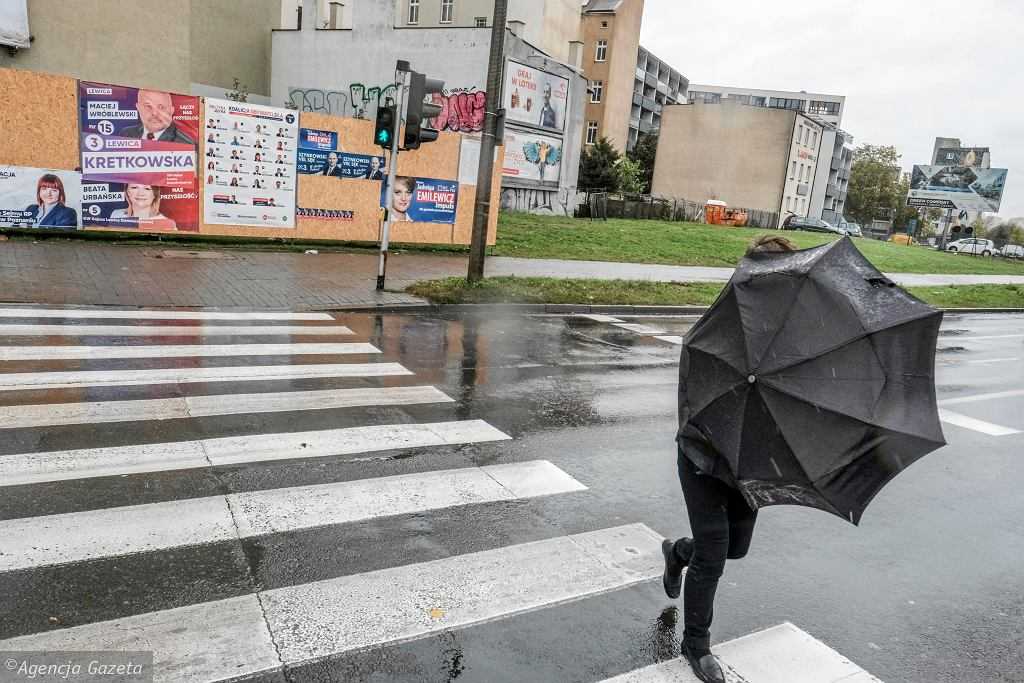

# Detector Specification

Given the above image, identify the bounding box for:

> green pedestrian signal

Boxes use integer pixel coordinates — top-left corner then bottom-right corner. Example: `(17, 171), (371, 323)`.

(374, 105), (397, 149)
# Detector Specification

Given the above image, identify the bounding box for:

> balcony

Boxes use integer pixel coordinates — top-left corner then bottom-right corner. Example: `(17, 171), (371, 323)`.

(796, 183), (810, 197)
(639, 119), (656, 134)
(641, 96), (660, 112)
(633, 92), (643, 107)
(644, 72), (658, 88)
(830, 156), (843, 171)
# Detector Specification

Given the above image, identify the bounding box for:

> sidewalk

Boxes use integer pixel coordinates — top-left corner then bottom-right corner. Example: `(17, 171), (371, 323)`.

(3, 240), (1023, 310)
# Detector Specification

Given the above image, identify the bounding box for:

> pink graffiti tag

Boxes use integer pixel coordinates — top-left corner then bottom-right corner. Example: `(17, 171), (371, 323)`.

(430, 91), (487, 132)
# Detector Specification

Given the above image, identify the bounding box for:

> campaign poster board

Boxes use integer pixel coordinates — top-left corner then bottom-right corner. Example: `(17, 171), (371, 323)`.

(298, 150), (386, 179)
(381, 176), (458, 224)
(299, 128), (338, 152)
(78, 81), (199, 231)
(503, 60), (570, 133)
(0, 166), (81, 229)
(907, 165), (1008, 213)
(203, 99), (298, 228)
(502, 129), (563, 184)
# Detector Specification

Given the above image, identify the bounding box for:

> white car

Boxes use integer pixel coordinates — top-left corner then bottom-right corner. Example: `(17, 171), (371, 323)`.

(946, 238), (996, 256)
(1000, 244), (1024, 259)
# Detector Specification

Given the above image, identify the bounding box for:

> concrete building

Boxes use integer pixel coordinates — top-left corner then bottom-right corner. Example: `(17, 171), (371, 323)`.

(274, 0), (588, 216)
(930, 137), (991, 168)
(809, 123), (854, 225)
(629, 46), (687, 150)
(0, 0), (280, 102)
(651, 99), (824, 228)
(686, 84), (845, 128)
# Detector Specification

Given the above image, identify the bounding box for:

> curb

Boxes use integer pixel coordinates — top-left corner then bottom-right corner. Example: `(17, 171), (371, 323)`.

(322, 303), (1024, 316)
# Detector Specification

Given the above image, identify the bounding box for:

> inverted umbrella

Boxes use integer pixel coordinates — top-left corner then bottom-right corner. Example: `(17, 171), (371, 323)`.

(679, 238), (946, 524)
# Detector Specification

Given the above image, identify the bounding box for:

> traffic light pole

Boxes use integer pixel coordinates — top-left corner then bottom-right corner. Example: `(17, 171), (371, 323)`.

(377, 67), (409, 291)
(467, 0), (507, 283)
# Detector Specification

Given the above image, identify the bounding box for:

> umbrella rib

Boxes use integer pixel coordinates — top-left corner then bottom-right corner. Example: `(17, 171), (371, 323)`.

(747, 273), (807, 372)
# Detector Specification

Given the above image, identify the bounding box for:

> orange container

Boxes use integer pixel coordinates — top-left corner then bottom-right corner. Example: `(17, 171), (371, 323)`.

(705, 200), (727, 225)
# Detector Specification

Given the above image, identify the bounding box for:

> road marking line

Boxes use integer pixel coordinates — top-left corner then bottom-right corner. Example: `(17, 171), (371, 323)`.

(577, 314), (624, 323)
(0, 308), (333, 321)
(938, 409), (1020, 436)
(946, 333), (1024, 341)
(0, 324), (353, 337)
(0, 343), (379, 361)
(0, 524), (660, 681)
(0, 460), (576, 572)
(939, 388), (1024, 405)
(964, 357), (1020, 364)
(0, 385), (454, 430)
(0, 362), (410, 391)
(613, 323), (668, 335)
(0, 420), (511, 486)
(601, 622), (882, 682)
(654, 335), (684, 345)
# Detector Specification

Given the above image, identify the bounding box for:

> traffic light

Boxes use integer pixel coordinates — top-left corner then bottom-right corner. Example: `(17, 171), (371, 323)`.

(404, 71), (445, 150)
(374, 105), (397, 149)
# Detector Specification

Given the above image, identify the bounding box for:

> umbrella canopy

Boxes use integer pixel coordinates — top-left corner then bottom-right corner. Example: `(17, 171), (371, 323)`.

(680, 238), (946, 524)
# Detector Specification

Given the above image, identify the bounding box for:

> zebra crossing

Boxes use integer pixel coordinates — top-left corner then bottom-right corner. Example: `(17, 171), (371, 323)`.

(0, 305), (878, 682)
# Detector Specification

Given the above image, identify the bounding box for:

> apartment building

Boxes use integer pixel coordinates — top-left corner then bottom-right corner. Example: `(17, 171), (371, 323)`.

(686, 84), (845, 128)
(652, 99), (823, 227)
(629, 46), (687, 150)
(809, 123), (854, 225)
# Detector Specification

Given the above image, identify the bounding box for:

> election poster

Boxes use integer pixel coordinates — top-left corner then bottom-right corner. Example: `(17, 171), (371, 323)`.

(381, 176), (458, 224)
(295, 127), (385, 179)
(203, 99), (298, 228)
(503, 60), (570, 133)
(907, 165), (1008, 213)
(502, 130), (563, 184)
(299, 128), (338, 151)
(0, 166), (81, 229)
(78, 81), (199, 230)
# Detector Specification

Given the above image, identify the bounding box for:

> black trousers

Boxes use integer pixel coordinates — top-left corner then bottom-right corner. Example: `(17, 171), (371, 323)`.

(673, 448), (758, 652)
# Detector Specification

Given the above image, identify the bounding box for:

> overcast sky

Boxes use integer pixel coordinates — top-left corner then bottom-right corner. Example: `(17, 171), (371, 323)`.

(640, 0), (1024, 219)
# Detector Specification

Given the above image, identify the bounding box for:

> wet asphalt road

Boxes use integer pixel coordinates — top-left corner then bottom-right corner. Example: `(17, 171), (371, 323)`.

(0, 308), (1022, 682)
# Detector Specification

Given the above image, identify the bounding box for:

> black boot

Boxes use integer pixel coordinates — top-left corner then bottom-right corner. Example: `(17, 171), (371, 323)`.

(661, 538), (690, 599)
(682, 641), (726, 683)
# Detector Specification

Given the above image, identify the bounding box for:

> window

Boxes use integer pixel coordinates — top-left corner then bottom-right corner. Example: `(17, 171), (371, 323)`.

(750, 96), (766, 107)
(440, 0), (454, 23)
(770, 97), (804, 111)
(601, 20), (609, 28)
(595, 39), (608, 62)
(586, 121), (599, 145)
(808, 100), (841, 116)
(689, 91), (720, 104)
(799, 163), (805, 180)
(407, 0), (419, 24)
(474, 16), (487, 27)
(590, 80), (603, 103)
(797, 125), (803, 144)
(811, 131), (818, 148)
(790, 161), (797, 179)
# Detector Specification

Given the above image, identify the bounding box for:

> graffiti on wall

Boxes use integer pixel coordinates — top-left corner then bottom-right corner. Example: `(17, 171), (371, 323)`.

(289, 85), (487, 132)
(500, 187), (573, 216)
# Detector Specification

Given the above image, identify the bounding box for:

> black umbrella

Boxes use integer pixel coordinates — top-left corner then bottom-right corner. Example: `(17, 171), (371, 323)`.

(680, 238), (946, 524)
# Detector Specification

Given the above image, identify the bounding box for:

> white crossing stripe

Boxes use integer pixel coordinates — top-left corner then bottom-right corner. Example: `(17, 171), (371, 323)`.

(0, 324), (353, 337)
(613, 323), (668, 335)
(654, 335), (683, 345)
(939, 388), (1024, 405)
(577, 314), (624, 323)
(601, 622), (881, 683)
(0, 343), (378, 361)
(947, 333), (1024, 341)
(0, 385), (453, 430)
(0, 460), (580, 572)
(937, 408), (1020, 436)
(0, 307), (333, 321)
(0, 420), (511, 486)
(963, 357), (1020, 364)
(0, 362), (411, 391)
(0, 524), (661, 682)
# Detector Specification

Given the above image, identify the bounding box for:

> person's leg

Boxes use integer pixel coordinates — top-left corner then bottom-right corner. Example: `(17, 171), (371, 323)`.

(676, 450), (731, 654)
(725, 485), (758, 560)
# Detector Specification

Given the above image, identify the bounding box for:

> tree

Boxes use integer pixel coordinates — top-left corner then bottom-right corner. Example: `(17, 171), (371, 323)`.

(578, 136), (621, 192)
(614, 158), (644, 195)
(846, 145), (905, 228)
(893, 172), (920, 230)
(627, 133), (658, 194)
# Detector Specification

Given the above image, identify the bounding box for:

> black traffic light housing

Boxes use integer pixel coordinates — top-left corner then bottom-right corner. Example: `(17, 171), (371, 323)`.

(374, 104), (397, 149)
(404, 71), (445, 150)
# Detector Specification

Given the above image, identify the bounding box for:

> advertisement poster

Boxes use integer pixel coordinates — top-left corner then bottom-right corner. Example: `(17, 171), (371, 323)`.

(203, 99), (298, 228)
(503, 60), (570, 133)
(299, 128), (338, 152)
(0, 166), (81, 229)
(78, 81), (199, 231)
(297, 150), (386, 179)
(502, 130), (563, 184)
(381, 176), (458, 224)
(297, 207), (355, 221)
(907, 165), (1008, 213)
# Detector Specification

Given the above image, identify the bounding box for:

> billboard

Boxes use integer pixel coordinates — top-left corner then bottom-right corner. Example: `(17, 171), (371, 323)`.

(502, 130), (563, 184)
(203, 99), (298, 228)
(934, 147), (990, 168)
(503, 60), (570, 133)
(78, 81), (199, 230)
(907, 165), (1008, 213)
(0, 166), (81, 229)
(381, 176), (458, 224)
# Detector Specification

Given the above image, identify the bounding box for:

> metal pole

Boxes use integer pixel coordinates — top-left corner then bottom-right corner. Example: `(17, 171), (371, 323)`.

(377, 68), (408, 291)
(467, 0), (508, 283)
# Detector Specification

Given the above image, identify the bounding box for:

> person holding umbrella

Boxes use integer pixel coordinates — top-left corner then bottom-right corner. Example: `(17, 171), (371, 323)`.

(662, 234), (945, 682)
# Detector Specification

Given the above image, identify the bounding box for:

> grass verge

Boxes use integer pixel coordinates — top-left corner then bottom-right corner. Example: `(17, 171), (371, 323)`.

(407, 277), (1024, 309)
(494, 214), (1024, 276)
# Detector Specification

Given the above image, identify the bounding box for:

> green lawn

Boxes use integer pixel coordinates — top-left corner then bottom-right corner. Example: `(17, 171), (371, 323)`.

(407, 276), (1024, 310)
(494, 214), (1024, 276)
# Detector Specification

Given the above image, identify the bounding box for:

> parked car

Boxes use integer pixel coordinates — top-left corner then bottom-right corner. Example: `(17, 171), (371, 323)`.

(843, 222), (863, 237)
(1000, 244), (1024, 259)
(783, 216), (845, 235)
(946, 238), (996, 256)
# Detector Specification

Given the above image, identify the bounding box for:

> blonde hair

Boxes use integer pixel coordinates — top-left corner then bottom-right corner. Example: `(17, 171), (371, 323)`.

(746, 235), (797, 256)
(124, 184), (162, 217)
